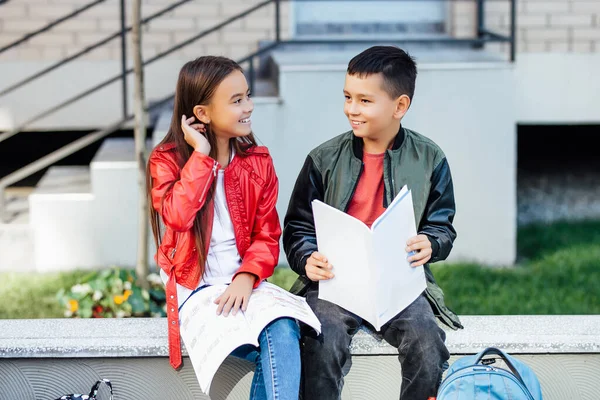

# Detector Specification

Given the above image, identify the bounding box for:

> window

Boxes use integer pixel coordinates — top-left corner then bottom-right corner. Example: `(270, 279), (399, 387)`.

(291, 1), (447, 37)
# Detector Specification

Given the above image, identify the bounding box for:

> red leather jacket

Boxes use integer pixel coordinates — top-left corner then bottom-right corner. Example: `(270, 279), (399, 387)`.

(149, 143), (281, 369)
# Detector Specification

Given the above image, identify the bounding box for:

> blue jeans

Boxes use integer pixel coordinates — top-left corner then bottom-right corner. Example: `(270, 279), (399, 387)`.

(230, 317), (301, 400)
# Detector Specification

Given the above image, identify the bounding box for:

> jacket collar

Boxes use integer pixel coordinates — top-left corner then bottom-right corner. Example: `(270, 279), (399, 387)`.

(155, 142), (269, 155)
(351, 126), (405, 159)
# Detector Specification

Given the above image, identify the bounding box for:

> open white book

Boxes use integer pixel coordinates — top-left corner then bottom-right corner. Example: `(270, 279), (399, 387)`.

(178, 281), (321, 393)
(312, 185), (426, 330)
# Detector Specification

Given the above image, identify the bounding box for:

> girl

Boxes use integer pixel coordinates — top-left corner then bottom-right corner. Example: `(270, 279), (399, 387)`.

(147, 56), (301, 399)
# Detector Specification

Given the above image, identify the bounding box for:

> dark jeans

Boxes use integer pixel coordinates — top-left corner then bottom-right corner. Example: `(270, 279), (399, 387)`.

(302, 286), (449, 400)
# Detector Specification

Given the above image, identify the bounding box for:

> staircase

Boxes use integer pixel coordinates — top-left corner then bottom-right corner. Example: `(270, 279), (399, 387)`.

(0, 0), (285, 272)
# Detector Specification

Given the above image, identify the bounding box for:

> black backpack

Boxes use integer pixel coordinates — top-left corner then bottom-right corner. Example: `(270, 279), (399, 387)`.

(54, 379), (113, 400)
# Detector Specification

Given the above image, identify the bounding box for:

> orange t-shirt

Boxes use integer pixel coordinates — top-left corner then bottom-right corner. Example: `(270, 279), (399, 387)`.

(346, 152), (386, 228)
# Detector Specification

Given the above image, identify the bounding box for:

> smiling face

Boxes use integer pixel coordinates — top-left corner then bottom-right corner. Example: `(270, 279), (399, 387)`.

(198, 69), (254, 140)
(343, 72), (409, 146)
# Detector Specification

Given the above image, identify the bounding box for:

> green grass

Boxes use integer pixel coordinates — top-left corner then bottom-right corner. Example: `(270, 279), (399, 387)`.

(270, 220), (600, 315)
(0, 270), (92, 319)
(1, 220), (599, 318)
(431, 246), (600, 315)
(429, 220), (600, 315)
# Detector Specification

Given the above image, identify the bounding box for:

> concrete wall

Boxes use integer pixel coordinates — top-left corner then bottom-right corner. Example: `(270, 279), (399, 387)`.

(515, 53), (600, 123)
(249, 56), (516, 265)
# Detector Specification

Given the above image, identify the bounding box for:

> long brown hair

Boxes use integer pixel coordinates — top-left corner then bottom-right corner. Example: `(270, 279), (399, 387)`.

(147, 56), (257, 275)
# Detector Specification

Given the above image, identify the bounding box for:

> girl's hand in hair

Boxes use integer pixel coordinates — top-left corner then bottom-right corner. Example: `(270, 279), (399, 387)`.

(181, 114), (210, 155)
(214, 272), (256, 317)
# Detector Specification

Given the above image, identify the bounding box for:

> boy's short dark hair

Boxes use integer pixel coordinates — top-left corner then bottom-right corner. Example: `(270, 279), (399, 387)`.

(347, 46), (417, 100)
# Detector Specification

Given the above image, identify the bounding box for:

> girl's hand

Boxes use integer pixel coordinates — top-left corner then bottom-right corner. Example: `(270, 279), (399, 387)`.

(406, 234), (432, 267)
(214, 273), (256, 317)
(181, 115), (210, 155)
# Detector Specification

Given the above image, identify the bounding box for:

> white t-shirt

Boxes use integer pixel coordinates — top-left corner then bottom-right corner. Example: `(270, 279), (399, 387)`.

(160, 156), (242, 307)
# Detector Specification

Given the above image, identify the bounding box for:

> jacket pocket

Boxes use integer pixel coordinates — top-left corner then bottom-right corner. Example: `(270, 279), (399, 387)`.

(425, 281), (463, 330)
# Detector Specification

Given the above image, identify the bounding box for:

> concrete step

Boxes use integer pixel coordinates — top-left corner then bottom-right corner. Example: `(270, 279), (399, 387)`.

(91, 137), (136, 165)
(3, 187), (32, 224)
(0, 223), (34, 272)
(25, 138), (157, 271)
(1, 167), (91, 272)
(30, 165), (91, 196)
(28, 166), (94, 272)
(0, 106), (13, 131)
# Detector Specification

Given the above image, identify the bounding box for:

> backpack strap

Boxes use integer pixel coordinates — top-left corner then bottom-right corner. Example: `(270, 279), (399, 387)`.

(475, 348), (531, 392)
(88, 379), (113, 400)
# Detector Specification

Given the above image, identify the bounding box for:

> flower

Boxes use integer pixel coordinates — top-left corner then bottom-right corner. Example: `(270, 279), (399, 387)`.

(68, 299), (79, 312)
(113, 279), (124, 292)
(58, 268), (167, 319)
(71, 283), (92, 295)
(92, 305), (104, 318)
(147, 273), (163, 286)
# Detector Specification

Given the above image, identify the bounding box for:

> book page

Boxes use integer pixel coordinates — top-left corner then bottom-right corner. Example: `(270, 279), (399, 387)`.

(371, 184), (410, 229)
(371, 188), (426, 329)
(179, 282), (321, 394)
(178, 285), (253, 393)
(312, 200), (377, 325)
(244, 282), (322, 339)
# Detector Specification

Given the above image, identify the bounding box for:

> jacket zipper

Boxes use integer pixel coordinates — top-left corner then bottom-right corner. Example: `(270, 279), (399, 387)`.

(198, 161), (218, 202)
(223, 168), (242, 255)
(171, 233), (179, 259)
(171, 161), (217, 260)
(385, 151), (395, 207)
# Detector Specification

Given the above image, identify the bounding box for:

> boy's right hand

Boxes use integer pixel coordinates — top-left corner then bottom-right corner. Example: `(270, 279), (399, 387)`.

(305, 252), (334, 281)
(181, 115), (211, 155)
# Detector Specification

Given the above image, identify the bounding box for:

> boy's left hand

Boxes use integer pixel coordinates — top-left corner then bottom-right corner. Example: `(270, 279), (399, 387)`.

(214, 273), (256, 317)
(406, 234), (432, 267)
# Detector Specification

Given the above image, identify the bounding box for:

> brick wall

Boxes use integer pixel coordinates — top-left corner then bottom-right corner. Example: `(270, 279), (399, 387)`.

(2, 0), (598, 61)
(450, 0), (600, 53)
(0, 0), (290, 61)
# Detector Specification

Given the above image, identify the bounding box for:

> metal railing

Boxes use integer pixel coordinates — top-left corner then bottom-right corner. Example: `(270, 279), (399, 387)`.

(0, 0), (278, 221)
(0, 0), (515, 221)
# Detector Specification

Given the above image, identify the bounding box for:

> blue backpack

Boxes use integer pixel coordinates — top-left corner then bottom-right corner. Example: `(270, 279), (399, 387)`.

(437, 347), (543, 400)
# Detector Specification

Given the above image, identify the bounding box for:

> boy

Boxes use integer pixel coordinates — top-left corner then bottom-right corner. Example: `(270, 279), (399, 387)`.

(283, 46), (463, 400)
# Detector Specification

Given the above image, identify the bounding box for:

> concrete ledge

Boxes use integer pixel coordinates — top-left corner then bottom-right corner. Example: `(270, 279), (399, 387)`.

(1, 315), (598, 359)
(270, 45), (510, 73)
(1, 316), (598, 400)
